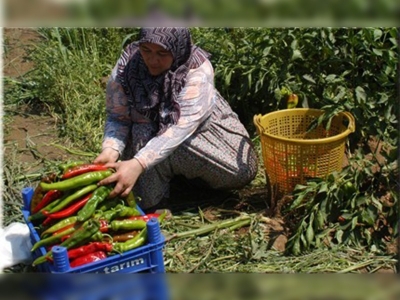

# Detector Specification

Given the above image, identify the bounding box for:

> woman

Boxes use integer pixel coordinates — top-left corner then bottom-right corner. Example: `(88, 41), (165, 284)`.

(95, 28), (258, 210)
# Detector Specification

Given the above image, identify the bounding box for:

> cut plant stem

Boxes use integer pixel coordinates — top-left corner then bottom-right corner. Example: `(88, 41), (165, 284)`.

(166, 215), (251, 241)
(14, 173), (44, 181)
(172, 221), (201, 229)
(228, 219), (252, 231)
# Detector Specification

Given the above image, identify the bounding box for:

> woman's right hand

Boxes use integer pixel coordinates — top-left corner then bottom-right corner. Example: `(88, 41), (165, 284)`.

(93, 147), (120, 164)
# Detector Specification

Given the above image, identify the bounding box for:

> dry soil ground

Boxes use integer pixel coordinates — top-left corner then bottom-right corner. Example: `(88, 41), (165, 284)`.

(3, 28), (73, 166)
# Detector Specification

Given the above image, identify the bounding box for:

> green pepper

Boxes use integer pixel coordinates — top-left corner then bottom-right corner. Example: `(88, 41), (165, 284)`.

(31, 224), (77, 252)
(40, 170), (113, 191)
(60, 219), (101, 249)
(28, 195), (67, 223)
(47, 184), (98, 214)
(125, 191), (136, 208)
(112, 227), (147, 253)
(77, 186), (113, 222)
(99, 207), (123, 222)
(58, 161), (85, 173)
(89, 230), (104, 242)
(32, 219), (100, 266)
(98, 198), (123, 211)
(114, 204), (141, 218)
(110, 219), (147, 231)
(40, 216), (79, 238)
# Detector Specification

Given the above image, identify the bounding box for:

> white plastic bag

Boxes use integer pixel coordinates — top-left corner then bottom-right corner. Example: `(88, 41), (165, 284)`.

(0, 222), (33, 270)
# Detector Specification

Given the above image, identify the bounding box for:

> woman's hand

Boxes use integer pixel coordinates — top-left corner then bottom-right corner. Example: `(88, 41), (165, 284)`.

(94, 148), (120, 164)
(97, 158), (144, 198)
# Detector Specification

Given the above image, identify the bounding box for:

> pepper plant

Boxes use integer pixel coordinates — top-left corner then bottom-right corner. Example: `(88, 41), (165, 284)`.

(284, 146), (398, 256)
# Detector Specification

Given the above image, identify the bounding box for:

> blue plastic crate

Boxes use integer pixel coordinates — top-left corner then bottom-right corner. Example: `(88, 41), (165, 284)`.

(22, 187), (166, 274)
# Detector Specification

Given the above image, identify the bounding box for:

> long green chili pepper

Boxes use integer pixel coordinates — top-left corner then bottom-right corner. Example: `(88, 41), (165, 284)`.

(112, 227), (147, 253)
(98, 198), (123, 211)
(59, 219), (101, 249)
(126, 191), (136, 208)
(100, 204), (140, 221)
(100, 207), (123, 223)
(31, 225), (77, 252)
(32, 219), (101, 266)
(115, 204), (141, 218)
(40, 216), (78, 238)
(28, 195), (68, 222)
(110, 219), (147, 231)
(40, 170), (113, 191)
(89, 230), (104, 242)
(47, 184), (98, 214)
(58, 161), (85, 173)
(77, 186), (113, 222)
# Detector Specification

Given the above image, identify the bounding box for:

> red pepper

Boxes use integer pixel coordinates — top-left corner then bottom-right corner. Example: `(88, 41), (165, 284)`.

(127, 213), (160, 222)
(67, 242), (113, 260)
(99, 219), (109, 233)
(32, 190), (63, 214)
(41, 212), (55, 227)
(44, 193), (93, 219)
(69, 251), (107, 268)
(62, 164), (109, 179)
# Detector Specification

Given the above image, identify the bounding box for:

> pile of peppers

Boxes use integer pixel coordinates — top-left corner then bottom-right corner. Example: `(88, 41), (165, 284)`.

(28, 161), (165, 268)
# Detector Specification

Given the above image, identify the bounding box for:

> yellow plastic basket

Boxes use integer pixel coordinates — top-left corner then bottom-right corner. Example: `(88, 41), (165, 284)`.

(254, 108), (355, 197)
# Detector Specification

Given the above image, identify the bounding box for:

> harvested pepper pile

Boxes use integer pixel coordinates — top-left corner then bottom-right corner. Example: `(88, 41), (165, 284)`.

(27, 161), (165, 269)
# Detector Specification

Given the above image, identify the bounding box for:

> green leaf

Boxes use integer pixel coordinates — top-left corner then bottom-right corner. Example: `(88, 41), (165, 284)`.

(355, 86), (366, 103)
(289, 191), (309, 210)
(373, 29), (382, 40)
(300, 233), (308, 249)
(338, 220), (352, 230)
(371, 195), (383, 212)
(372, 49), (383, 56)
(356, 195), (369, 206)
(263, 46), (271, 56)
(364, 228), (372, 245)
(351, 216), (358, 230)
(361, 208), (375, 226)
(318, 182), (329, 194)
(325, 74), (337, 82)
(225, 70), (232, 86)
(315, 210), (325, 230)
(291, 39), (298, 50)
(303, 74), (316, 84)
(292, 49), (303, 60)
(335, 229), (343, 243)
(306, 215), (315, 245)
(292, 237), (301, 255)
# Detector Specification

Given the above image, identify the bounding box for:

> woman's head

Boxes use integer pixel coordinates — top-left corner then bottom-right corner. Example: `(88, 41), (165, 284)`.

(118, 27), (209, 134)
(138, 28), (192, 76)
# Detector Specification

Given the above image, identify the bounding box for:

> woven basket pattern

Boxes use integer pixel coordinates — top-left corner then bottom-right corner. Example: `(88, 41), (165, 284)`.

(254, 109), (355, 196)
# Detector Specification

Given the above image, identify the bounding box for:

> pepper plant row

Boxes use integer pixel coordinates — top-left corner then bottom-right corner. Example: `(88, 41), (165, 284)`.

(27, 161), (165, 268)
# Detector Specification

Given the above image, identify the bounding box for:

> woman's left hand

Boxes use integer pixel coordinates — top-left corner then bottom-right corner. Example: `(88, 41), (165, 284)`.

(97, 158), (144, 198)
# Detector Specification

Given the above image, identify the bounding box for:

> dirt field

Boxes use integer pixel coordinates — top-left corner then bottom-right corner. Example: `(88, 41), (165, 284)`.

(3, 29), (72, 165)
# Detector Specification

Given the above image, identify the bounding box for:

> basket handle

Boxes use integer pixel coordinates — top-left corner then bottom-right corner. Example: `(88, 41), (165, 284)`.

(253, 114), (264, 135)
(342, 111), (356, 133)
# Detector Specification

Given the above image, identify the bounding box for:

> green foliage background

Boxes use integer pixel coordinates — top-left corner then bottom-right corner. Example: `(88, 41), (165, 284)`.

(5, 27), (397, 151)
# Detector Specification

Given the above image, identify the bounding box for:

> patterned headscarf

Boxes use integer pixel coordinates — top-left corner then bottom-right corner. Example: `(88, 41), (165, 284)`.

(117, 27), (210, 135)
